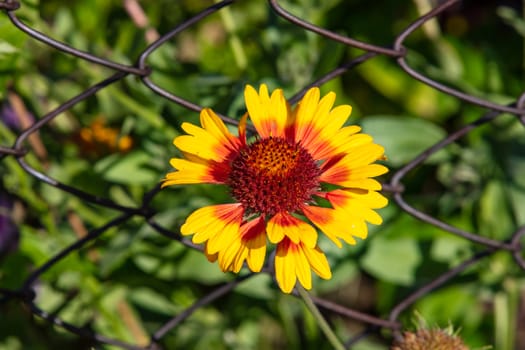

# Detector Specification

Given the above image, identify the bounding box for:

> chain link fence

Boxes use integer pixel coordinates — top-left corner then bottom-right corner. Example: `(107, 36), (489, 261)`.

(1, 0), (524, 348)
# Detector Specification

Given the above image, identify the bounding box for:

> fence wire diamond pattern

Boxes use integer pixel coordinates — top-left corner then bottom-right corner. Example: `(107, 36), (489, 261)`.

(1, 0), (525, 349)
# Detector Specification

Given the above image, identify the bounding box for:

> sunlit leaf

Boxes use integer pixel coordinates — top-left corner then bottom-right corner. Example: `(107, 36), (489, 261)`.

(361, 236), (422, 286)
(361, 115), (449, 166)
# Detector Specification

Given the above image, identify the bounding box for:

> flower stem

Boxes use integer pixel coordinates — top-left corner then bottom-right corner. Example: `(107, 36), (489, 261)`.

(296, 286), (346, 350)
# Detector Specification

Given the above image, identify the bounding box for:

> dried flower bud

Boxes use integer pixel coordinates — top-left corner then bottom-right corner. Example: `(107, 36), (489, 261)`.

(392, 328), (469, 350)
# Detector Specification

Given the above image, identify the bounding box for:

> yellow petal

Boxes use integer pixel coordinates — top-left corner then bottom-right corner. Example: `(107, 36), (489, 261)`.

(347, 164), (389, 179)
(218, 237), (244, 272)
(162, 158), (225, 186)
(267, 212), (317, 248)
(275, 240), (297, 293)
(305, 108), (355, 160)
(176, 123), (223, 161)
(244, 84), (288, 138)
(294, 87), (320, 131)
(326, 189), (388, 225)
(204, 242), (218, 263)
(342, 178), (383, 191)
(241, 216), (267, 272)
(175, 109), (240, 162)
(246, 229), (267, 272)
(294, 245), (312, 290)
(273, 238), (332, 293)
(303, 245), (332, 279)
(322, 104), (351, 137)
(302, 205), (358, 247)
(180, 204), (243, 250)
(238, 112), (249, 145)
(334, 132), (373, 154)
(319, 143), (387, 188)
(353, 189), (389, 209)
(269, 87), (288, 136)
(215, 216), (267, 273)
(293, 89), (355, 160)
(200, 108), (234, 144)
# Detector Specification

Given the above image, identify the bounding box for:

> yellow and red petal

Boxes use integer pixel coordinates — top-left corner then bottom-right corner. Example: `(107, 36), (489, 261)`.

(319, 144), (388, 189)
(302, 205), (367, 247)
(326, 190), (383, 225)
(199, 108), (238, 146)
(322, 105), (353, 137)
(244, 84), (288, 138)
(274, 238), (332, 293)
(304, 104), (352, 160)
(162, 158), (228, 187)
(242, 216), (267, 272)
(293, 87), (321, 135)
(216, 216), (267, 273)
(174, 108), (241, 162)
(324, 189), (388, 225)
(180, 204), (243, 252)
(218, 236), (245, 273)
(267, 212), (317, 248)
(325, 127), (375, 158)
(292, 87), (322, 151)
(333, 130), (373, 154)
(292, 88), (353, 160)
(321, 143), (385, 172)
(238, 112), (249, 146)
(308, 124), (361, 161)
(175, 124), (219, 160)
(352, 188), (389, 209)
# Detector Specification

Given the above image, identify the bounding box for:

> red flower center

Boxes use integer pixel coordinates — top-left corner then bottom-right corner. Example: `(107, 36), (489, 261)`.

(228, 137), (321, 216)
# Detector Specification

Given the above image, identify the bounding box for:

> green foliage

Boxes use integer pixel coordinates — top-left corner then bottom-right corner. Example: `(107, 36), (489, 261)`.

(1, 1), (525, 349)
(361, 115), (450, 166)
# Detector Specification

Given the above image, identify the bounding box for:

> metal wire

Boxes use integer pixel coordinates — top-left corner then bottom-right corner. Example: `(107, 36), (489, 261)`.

(1, 0), (524, 348)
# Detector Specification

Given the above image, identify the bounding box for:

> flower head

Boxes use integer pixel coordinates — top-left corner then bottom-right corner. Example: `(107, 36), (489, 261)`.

(163, 84), (388, 293)
(74, 117), (133, 157)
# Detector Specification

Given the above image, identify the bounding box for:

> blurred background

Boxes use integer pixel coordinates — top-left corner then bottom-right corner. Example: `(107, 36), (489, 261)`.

(1, 0), (525, 349)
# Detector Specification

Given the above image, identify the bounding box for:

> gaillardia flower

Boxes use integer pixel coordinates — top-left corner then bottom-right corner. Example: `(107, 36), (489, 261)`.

(162, 84), (388, 293)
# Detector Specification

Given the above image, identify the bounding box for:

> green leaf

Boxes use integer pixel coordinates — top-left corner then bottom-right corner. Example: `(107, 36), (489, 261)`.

(431, 236), (471, 264)
(316, 260), (358, 293)
(498, 6), (525, 37)
(129, 287), (179, 315)
(176, 250), (229, 284)
(97, 287), (138, 343)
(106, 84), (172, 131)
(361, 115), (449, 166)
(94, 151), (159, 185)
(360, 235), (422, 286)
(508, 184), (525, 226)
(234, 274), (274, 299)
(0, 42), (18, 56)
(99, 234), (134, 277)
(133, 254), (160, 274)
(479, 180), (513, 240)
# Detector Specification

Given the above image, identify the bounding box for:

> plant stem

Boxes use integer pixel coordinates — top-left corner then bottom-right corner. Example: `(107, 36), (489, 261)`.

(297, 286), (346, 350)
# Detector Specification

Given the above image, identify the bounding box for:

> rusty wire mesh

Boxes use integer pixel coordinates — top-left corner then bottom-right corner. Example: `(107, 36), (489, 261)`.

(1, 0), (524, 348)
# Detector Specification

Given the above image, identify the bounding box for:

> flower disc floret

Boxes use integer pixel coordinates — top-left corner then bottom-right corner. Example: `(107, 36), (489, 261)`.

(228, 137), (321, 216)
